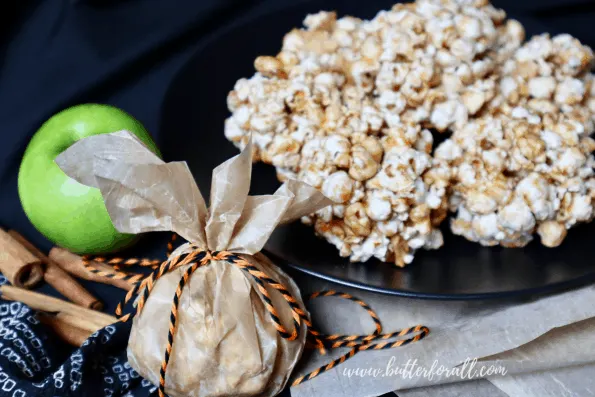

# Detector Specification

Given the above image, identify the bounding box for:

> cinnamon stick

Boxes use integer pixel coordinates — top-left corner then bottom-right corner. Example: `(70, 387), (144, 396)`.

(38, 314), (92, 346)
(56, 312), (108, 333)
(8, 231), (103, 310)
(0, 229), (44, 288)
(49, 247), (133, 291)
(0, 285), (117, 329)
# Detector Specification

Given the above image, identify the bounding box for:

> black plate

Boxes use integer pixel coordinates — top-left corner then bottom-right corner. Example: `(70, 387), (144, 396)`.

(159, 0), (595, 299)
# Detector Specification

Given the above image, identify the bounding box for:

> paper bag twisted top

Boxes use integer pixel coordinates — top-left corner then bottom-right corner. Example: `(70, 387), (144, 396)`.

(55, 130), (332, 254)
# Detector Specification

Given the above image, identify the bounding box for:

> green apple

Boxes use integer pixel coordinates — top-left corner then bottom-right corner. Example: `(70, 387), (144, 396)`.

(18, 104), (161, 254)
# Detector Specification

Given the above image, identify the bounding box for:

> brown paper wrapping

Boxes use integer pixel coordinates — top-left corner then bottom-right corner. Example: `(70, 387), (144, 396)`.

(127, 244), (308, 397)
(56, 130), (332, 397)
(0, 229), (44, 288)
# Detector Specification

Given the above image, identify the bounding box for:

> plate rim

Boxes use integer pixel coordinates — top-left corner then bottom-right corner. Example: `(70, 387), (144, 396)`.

(264, 249), (595, 300)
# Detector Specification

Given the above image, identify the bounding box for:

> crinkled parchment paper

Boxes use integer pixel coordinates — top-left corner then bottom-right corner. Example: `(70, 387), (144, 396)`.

(291, 275), (595, 397)
(57, 130), (332, 397)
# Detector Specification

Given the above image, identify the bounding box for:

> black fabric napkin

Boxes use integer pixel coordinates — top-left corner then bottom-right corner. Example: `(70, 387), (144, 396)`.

(0, 275), (153, 397)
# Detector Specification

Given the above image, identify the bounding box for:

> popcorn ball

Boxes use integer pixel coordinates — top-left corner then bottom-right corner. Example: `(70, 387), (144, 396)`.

(438, 34), (595, 248)
(224, 0), (526, 266)
(225, 0), (595, 264)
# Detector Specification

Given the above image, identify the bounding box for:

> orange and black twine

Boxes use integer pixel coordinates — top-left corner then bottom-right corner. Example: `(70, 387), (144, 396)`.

(82, 235), (430, 397)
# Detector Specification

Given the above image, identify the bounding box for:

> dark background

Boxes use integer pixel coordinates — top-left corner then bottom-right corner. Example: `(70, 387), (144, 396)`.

(1, 0), (595, 396)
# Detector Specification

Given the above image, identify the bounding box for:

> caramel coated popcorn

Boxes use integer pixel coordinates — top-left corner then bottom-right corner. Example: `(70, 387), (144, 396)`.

(225, 0), (595, 265)
(439, 34), (595, 248)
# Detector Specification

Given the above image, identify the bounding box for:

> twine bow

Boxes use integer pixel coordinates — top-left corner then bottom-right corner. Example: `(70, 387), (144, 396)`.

(83, 234), (430, 397)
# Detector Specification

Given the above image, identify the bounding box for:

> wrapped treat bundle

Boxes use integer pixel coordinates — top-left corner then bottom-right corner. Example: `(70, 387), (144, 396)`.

(55, 130), (332, 397)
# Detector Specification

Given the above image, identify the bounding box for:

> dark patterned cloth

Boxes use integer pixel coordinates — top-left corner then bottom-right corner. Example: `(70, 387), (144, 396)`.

(0, 310), (147, 397)
(0, 276), (158, 397)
